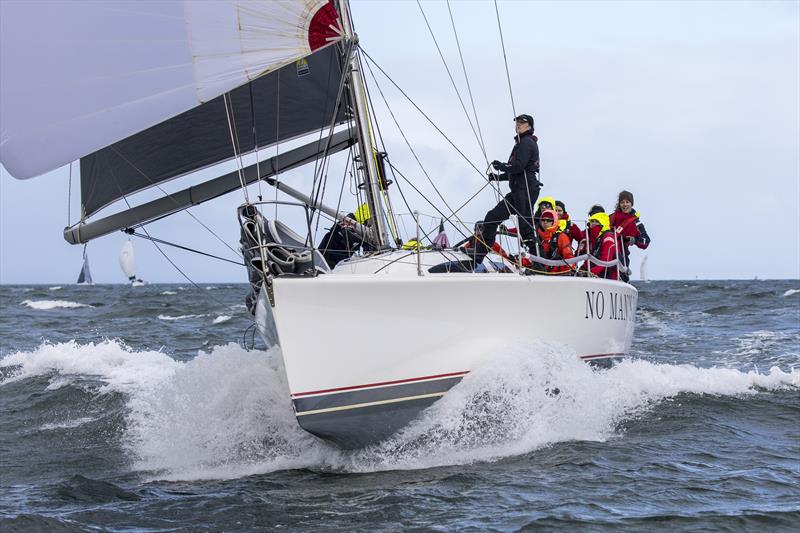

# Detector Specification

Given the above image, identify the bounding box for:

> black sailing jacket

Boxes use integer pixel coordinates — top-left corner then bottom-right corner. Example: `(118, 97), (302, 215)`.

(496, 129), (540, 193)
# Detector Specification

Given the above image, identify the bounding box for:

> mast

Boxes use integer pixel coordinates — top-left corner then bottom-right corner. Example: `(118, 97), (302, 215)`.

(338, 0), (390, 248)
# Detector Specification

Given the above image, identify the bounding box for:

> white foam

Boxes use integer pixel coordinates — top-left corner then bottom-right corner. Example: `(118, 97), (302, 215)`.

(20, 299), (93, 310)
(49, 286), (63, 291)
(3, 340), (797, 482)
(782, 289), (800, 297)
(0, 340), (180, 395)
(157, 314), (205, 321)
(160, 291), (178, 296)
(212, 315), (232, 325)
(40, 417), (96, 431)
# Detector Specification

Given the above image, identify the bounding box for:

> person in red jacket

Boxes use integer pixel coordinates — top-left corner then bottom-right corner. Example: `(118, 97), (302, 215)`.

(555, 200), (583, 246)
(609, 190), (650, 280)
(536, 209), (575, 274)
(584, 212), (618, 280)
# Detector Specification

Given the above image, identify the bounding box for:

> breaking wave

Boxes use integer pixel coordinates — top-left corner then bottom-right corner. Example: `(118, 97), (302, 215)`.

(157, 314), (206, 321)
(1, 341), (797, 482)
(782, 289), (800, 297)
(20, 299), (93, 310)
(212, 315), (232, 325)
(160, 291), (178, 296)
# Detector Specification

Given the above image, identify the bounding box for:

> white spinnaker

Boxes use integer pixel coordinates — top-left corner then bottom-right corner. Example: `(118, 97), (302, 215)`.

(119, 241), (137, 280)
(0, 0), (342, 180)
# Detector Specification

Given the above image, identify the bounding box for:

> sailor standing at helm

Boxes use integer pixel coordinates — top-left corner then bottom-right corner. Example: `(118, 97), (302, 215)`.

(474, 114), (541, 263)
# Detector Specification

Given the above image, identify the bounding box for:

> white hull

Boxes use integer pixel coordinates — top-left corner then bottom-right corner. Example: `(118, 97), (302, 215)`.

(256, 252), (637, 447)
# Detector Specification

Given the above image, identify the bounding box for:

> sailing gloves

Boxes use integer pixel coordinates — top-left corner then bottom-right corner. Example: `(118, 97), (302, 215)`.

(491, 160), (510, 172)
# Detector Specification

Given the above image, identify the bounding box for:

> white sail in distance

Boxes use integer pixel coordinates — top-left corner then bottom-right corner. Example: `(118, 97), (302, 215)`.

(0, 0), (343, 180)
(76, 253), (93, 285)
(119, 241), (140, 284)
(640, 255), (650, 282)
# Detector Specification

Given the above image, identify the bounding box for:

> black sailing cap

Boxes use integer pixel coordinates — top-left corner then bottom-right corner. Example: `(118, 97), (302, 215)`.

(514, 114), (534, 127)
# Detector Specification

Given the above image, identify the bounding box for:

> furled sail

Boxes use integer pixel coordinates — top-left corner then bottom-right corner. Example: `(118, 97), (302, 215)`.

(0, 0), (343, 181)
(79, 45), (350, 217)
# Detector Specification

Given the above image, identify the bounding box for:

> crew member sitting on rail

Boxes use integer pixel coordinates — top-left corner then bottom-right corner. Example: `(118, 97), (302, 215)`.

(318, 203), (372, 268)
(555, 200), (583, 247)
(584, 212), (618, 280)
(609, 190), (650, 282)
(536, 209), (575, 274)
(533, 196), (557, 231)
(576, 204), (606, 255)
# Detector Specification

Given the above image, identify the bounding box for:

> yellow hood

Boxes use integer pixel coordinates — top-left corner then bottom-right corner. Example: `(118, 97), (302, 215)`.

(537, 196), (556, 211)
(588, 212), (611, 232)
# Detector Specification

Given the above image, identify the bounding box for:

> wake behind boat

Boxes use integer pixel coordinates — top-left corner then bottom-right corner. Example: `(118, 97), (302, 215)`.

(2, 0), (637, 448)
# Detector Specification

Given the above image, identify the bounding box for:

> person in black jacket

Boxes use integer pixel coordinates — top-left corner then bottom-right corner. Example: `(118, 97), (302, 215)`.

(318, 204), (372, 268)
(472, 114), (540, 263)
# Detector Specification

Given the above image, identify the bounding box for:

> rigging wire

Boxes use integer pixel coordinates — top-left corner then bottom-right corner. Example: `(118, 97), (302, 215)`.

(361, 46), (533, 246)
(361, 55), (471, 239)
(360, 67), (419, 240)
(248, 83), (263, 201)
(106, 169), (231, 306)
(127, 230), (244, 266)
(493, 0), (517, 117)
(273, 69), (280, 217)
(351, 48), (403, 246)
(360, 47), (486, 180)
(307, 39), (355, 236)
(108, 146), (243, 261)
(416, 0), (487, 163)
(223, 92), (250, 204)
(447, 0), (488, 160)
(67, 161), (73, 225)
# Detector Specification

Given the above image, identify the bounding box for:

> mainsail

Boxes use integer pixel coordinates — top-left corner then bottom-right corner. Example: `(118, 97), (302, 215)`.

(0, 0), (344, 181)
(79, 45), (350, 217)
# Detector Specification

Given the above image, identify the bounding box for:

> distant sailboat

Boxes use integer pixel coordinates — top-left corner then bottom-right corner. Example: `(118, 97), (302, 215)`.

(640, 255), (650, 282)
(76, 245), (94, 285)
(119, 240), (146, 287)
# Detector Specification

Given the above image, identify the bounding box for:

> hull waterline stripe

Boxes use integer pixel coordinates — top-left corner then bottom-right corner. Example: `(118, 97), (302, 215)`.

(580, 352), (626, 360)
(292, 354), (627, 398)
(291, 371), (470, 397)
(295, 392), (446, 416)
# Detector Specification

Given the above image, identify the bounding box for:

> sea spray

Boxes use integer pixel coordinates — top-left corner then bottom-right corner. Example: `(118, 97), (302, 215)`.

(2, 339), (797, 481)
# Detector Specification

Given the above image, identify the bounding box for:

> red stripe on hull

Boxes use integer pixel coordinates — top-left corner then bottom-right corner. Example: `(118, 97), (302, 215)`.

(580, 352), (626, 360)
(291, 353), (627, 397)
(292, 371), (470, 397)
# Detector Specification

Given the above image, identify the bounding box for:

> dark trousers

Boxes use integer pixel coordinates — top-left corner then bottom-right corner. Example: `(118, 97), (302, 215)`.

(480, 186), (539, 249)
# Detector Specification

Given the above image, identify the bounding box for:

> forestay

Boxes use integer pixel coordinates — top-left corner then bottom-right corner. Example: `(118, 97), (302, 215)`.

(0, 0), (343, 181)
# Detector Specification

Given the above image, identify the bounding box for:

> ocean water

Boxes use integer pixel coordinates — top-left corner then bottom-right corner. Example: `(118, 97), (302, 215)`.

(1, 280), (798, 531)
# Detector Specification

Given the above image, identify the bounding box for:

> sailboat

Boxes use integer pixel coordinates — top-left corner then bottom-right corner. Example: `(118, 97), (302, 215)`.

(76, 245), (94, 286)
(1, 0), (637, 448)
(119, 240), (146, 287)
(640, 255), (650, 282)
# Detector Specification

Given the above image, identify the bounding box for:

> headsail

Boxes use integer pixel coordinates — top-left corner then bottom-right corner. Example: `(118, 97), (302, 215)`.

(0, 0), (343, 181)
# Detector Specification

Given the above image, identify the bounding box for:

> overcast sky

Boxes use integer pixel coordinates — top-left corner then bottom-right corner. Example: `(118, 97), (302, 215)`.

(1, 0), (798, 283)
